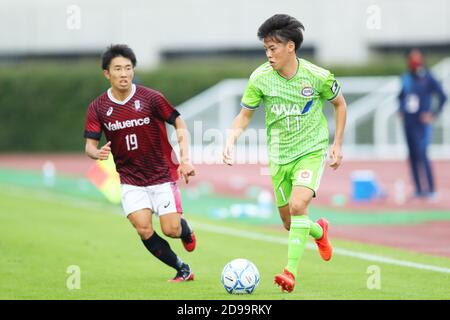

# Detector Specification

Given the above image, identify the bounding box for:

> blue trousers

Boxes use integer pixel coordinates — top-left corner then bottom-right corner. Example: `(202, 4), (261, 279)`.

(404, 122), (435, 195)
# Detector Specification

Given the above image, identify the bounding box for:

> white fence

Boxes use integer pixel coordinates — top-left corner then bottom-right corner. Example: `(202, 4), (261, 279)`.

(173, 59), (450, 162)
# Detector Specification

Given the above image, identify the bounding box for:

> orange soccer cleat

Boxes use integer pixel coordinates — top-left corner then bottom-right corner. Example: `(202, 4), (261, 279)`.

(315, 218), (333, 261)
(274, 268), (295, 293)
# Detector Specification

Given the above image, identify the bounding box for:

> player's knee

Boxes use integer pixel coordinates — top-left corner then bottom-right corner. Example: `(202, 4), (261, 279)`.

(135, 225), (153, 240)
(289, 200), (308, 215)
(161, 224), (180, 238)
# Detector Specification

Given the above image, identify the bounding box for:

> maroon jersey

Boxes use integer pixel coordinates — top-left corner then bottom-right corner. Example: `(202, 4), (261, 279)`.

(84, 84), (180, 186)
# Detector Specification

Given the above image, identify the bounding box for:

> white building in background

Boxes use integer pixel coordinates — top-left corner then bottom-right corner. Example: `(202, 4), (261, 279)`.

(0, 0), (449, 68)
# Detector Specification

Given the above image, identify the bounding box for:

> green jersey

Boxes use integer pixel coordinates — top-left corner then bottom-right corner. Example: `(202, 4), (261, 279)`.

(241, 58), (341, 165)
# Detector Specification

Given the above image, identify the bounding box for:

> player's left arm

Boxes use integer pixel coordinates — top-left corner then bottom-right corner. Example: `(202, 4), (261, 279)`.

(329, 93), (347, 170)
(152, 92), (196, 183)
(420, 74), (447, 124)
(320, 72), (347, 170)
(430, 73), (447, 117)
(174, 116), (196, 184)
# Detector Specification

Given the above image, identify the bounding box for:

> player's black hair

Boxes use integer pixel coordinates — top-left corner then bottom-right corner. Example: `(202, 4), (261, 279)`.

(257, 14), (305, 51)
(101, 44), (137, 70)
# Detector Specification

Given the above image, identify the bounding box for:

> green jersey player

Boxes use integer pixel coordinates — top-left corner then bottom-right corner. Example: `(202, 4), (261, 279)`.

(223, 14), (347, 293)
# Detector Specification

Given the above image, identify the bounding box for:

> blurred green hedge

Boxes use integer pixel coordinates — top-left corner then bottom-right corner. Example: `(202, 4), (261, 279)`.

(0, 59), (261, 152)
(0, 57), (423, 152)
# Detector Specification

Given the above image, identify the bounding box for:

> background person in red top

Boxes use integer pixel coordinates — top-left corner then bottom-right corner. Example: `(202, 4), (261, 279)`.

(84, 44), (196, 282)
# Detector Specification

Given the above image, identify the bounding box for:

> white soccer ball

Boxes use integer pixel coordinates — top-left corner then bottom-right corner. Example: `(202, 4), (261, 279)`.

(221, 258), (260, 294)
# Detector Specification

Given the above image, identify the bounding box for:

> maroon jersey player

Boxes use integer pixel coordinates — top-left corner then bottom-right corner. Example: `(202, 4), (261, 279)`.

(84, 44), (196, 282)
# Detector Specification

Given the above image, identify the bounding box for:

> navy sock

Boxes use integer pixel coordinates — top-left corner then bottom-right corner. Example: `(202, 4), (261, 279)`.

(142, 232), (183, 270)
(180, 218), (192, 240)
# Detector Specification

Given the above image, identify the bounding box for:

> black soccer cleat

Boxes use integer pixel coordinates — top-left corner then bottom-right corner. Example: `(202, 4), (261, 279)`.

(168, 263), (195, 283)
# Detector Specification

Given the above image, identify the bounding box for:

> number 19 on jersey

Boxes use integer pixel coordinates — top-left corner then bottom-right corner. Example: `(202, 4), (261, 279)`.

(126, 134), (138, 151)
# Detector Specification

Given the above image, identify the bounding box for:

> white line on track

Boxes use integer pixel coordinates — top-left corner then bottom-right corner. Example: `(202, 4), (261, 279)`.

(2, 186), (450, 274)
(193, 222), (450, 274)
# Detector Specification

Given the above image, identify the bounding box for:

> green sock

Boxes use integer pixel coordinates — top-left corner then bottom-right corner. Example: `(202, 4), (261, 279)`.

(286, 215), (311, 276)
(309, 220), (323, 240)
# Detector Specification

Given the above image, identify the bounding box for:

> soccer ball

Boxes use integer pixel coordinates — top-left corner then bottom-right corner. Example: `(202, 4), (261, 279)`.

(221, 258), (260, 294)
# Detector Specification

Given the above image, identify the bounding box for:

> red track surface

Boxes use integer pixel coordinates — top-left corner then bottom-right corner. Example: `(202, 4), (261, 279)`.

(331, 221), (450, 258)
(1, 154), (449, 257)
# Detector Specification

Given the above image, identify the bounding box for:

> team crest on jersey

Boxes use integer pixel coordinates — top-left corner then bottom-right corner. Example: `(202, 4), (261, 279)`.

(134, 100), (141, 111)
(301, 87), (314, 97)
(106, 107), (113, 116)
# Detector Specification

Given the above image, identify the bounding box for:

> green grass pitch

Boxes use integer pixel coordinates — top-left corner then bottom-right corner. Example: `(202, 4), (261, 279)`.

(0, 185), (449, 300)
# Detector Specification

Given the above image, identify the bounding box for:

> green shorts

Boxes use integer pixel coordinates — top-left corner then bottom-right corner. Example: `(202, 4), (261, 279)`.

(270, 149), (327, 207)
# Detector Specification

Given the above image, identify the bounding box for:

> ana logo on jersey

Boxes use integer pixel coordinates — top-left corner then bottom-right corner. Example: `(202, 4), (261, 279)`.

(106, 107), (113, 116)
(271, 100), (313, 116)
(134, 100), (141, 111)
(301, 87), (314, 97)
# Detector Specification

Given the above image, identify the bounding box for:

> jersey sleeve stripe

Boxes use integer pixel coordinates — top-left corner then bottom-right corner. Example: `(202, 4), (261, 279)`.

(84, 131), (102, 140)
(302, 60), (329, 79)
(249, 63), (272, 81)
(240, 102), (260, 110)
(327, 86), (341, 101)
(166, 110), (180, 125)
(307, 65), (329, 79)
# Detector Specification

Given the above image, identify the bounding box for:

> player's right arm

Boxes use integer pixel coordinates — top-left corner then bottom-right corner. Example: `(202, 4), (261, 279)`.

(85, 139), (111, 160)
(223, 108), (255, 165)
(223, 77), (262, 165)
(84, 101), (110, 160)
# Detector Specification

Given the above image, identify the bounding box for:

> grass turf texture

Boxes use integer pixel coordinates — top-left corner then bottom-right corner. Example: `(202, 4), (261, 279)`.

(0, 185), (449, 300)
